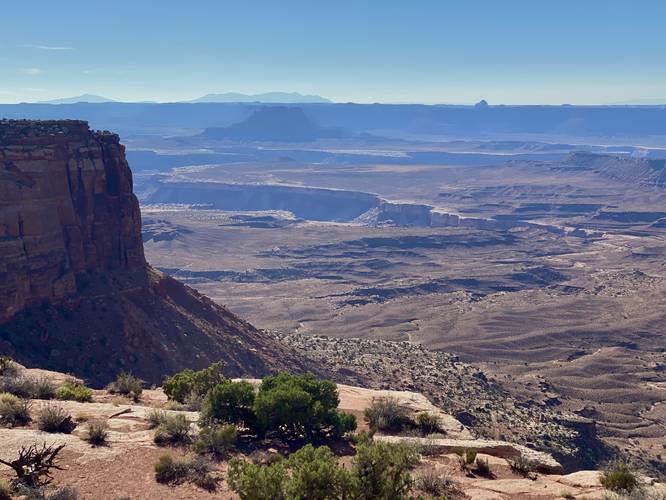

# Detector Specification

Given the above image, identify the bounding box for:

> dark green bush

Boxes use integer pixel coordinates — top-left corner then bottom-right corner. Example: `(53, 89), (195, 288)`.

(363, 397), (412, 433)
(600, 461), (639, 493)
(154, 454), (216, 491)
(153, 413), (192, 445)
(163, 362), (226, 403)
(285, 444), (355, 500)
(253, 372), (353, 440)
(352, 440), (419, 499)
(56, 380), (93, 403)
(200, 380), (255, 427)
(508, 455), (533, 477)
(0, 392), (31, 427)
(475, 456), (492, 476)
(37, 405), (76, 433)
(228, 457), (288, 500)
(228, 444), (355, 500)
(107, 372), (143, 402)
(192, 424), (237, 460)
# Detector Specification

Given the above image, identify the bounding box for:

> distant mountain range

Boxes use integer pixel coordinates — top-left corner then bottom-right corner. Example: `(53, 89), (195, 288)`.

(33, 92), (331, 105)
(37, 94), (116, 104)
(189, 92), (331, 103)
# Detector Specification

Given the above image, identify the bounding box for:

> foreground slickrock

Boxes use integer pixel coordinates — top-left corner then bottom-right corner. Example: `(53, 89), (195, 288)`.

(0, 120), (318, 384)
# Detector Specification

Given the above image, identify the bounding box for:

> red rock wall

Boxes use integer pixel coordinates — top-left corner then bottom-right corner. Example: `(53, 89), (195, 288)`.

(0, 120), (145, 322)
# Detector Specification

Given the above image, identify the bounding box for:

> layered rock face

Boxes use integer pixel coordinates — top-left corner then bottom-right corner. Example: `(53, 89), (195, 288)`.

(0, 120), (144, 322)
(0, 120), (318, 384)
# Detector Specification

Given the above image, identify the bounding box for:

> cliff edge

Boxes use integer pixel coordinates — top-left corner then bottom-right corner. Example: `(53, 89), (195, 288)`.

(0, 120), (318, 384)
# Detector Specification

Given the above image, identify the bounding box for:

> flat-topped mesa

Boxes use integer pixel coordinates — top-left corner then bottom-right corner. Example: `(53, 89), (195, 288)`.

(0, 119), (145, 322)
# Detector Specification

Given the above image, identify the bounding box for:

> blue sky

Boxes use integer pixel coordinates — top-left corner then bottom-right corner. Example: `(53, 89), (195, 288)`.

(2, 0), (665, 104)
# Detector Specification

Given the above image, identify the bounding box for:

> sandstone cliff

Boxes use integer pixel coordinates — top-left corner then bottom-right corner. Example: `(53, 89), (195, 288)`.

(0, 120), (318, 385)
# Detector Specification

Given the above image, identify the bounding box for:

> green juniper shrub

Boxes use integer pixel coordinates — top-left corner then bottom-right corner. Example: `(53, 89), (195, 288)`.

(37, 405), (76, 433)
(85, 420), (109, 446)
(415, 412), (442, 436)
(154, 454), (216, 491)
(153, 413), (192, 445)
(56, 380), (93, 403)
(107, 372), (143, 402)
(192, 424), (237, 460)
(352, 440), (419, 500)
(0, 392), (31, 427)
(363, 397), (413, 433)
(284, 444), (355, 500)
(600, 461), (639, 493)
(163, 362), (226, 404)
(228, 457), (289, 500)
(329, 409), (358, 439)
(200, 380), (256, 428)
(252, 372), (353, 440)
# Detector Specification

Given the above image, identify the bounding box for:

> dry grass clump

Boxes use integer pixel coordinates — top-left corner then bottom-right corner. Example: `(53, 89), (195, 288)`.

(153, 413), (192, 445)
(154, 454), (216, 491)
(0, 392), (31, 427)
(107, 372), (143, 402)
(37, 405), (76, 434)
(84, 421), (109, 446)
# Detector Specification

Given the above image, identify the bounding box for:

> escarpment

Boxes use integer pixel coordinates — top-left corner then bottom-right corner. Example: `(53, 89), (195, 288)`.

(0, 120), (145, 322)
(0, 120), (319, 385)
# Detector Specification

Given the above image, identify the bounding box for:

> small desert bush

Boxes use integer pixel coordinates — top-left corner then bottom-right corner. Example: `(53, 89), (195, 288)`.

(56, 380), (93, 403)
(85, 421), (109, 446)
(509, 455), (533, 477)
(192, 424), (237, 459)
(363, 397), (413, 433)
(107, 372), (143, 402)
(415, 468), (460, 497)
(154, 454), (216, 491)
(0, 356), (18, 377)
(600, 461), (639, 493)
(37, 405), (76, 433)
(163, 362), (226, 403)
(32, 377), (56, 400)
(475, 456), (492, 476)
(46, 485), (80, 500)
(0, 392), (31, 427)
(0, 374), (37, 398)
(455, 448), (478, 472)
(415, 412), (442, 435)
(153, 413), (192, 445)
(146, 409), (168, 429)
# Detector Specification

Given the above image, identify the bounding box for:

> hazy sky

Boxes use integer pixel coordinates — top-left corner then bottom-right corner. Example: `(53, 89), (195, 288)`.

(2, 0), (665, 104)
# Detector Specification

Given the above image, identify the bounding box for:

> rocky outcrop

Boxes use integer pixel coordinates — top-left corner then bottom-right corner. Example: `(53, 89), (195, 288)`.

(0, 120), (144, 322)
(0, 120), (320, 384)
